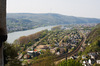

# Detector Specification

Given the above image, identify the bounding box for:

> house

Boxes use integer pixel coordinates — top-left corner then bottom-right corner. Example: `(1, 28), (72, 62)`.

(50, 47), (60, 54)
(56, 52), (60, 55)
(82, 55), (86, 59)
(88, 52), (97, 59)
(69, 56), (78, 59)
(82, 61), (86, 66)
(88, 43), (90, 45)
(54, 43), (59, 46)
(88, 59), (95, 65)
(19, 59), (23, 61)
(88, 59), (91, 64)
(27, 51), (34, 56)
(60, 48), (65, 54)
(80, 47), (84, 52)
(70, 56), (75, 59)
(91, 55), (95, 59)
(96, 60), (100, 64)
(74, 56), (78, 59)
(82, 59), (95, 66)
(36, 45), (49, 49)
(27, 55), (31, 59)
(70, 44), (76, 47)
(27, 51), (34, 58)
(64, 43), (69, 47)
(27, 50), (40, 58)
(50, 49), (56, 54)
(24, 54), (27, 59)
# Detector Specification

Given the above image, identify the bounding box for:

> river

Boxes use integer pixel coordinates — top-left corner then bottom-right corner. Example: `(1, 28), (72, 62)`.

(7, 26), (55, 43)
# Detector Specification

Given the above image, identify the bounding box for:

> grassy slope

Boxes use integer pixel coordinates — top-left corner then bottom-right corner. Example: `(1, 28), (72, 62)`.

(84, 24), (100, 54)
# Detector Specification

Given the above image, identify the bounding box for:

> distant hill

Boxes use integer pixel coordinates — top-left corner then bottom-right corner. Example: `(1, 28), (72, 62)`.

(7, 13), (100, 32)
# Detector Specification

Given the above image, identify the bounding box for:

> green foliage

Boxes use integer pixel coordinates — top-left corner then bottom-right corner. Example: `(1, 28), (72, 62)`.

(57, 48), (60, 52)
(83, 24), (100, 54)
(51, 44), (55, 48)
(4, 43), (21, 66)
(51, 25), (62, 30)
(58, 60), (67, 66)
(38, 29), (70, 46)
(14, 30), (48, 52)
(33, 57), (38, 60)
(32, 57), (55, 66)
(84, 39), (100, 54)
(32, 51), (55, 66)
(58, 59), (83, 66)
(93, 63), (100, 66)
(22, 51), (27, 55)
(5, 59), (22, 66)
(63, 37), (68, 42)
(78, 51), (82, 55)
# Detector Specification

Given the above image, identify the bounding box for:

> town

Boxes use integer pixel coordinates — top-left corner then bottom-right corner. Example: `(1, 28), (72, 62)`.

(9, 24), (98, 66)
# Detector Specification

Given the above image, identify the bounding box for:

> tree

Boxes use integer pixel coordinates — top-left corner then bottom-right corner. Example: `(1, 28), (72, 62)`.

(22, 51), (27, 55)
(4, 43), (22, 66)
(58, 59), (83, 66)
(56, 48), (60, 52)
(93, 63), (100, 66)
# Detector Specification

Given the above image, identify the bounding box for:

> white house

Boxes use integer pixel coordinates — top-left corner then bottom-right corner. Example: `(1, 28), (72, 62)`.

(56, 52), (60, 55)
(88, 59), (91, 64)
(82, 61), (86, 66)
(97, 60), (100, 64)
(82, 55), (86, 59)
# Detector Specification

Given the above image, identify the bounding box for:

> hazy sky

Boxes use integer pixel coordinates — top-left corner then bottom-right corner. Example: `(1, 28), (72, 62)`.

(7, 0), (100, 18)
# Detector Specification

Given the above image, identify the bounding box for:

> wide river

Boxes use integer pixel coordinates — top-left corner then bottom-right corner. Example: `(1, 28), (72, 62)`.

(7, 26), (55, 43)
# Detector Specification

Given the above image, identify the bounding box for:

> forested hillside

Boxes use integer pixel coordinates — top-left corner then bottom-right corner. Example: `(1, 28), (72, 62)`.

(84, 23), (100, 53)
(7, 13), (100, 32)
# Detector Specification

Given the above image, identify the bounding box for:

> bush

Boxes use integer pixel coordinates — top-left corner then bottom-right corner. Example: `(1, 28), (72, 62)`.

(4, 43), (22, 66)
(58, 59), (83, 66)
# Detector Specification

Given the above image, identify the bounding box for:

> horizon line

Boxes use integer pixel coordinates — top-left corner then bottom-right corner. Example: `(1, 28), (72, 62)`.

(7, 12), (100, 19)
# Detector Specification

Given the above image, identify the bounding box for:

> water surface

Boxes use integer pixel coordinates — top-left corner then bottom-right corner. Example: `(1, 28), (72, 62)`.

(7, 26), (55, 43)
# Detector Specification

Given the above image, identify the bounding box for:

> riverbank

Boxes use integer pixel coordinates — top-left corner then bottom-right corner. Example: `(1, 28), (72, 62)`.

(7, 26), (55, 43)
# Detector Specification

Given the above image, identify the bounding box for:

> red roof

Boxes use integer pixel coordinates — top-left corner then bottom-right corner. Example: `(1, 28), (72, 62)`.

(34, 49), (37, 51)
